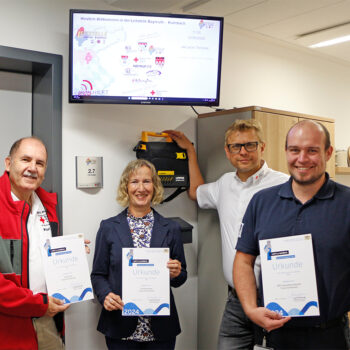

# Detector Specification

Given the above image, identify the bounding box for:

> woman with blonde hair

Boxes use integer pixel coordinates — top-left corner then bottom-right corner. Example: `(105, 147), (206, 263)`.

(91, 159), (187, 350)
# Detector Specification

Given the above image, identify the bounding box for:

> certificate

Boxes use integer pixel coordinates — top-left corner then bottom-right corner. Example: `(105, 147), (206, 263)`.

(122, 248), (170, 316)
(259, 234), (319, 317)
(42, 234), (93, 304)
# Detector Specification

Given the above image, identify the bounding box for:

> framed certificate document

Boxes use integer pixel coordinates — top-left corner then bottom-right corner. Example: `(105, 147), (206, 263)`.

(42, 234), (93, 304)
(259, 234), (320, 317)
(122, 247), (170, 316)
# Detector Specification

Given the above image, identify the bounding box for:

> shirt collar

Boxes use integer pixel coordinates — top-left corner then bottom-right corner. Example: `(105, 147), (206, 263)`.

(233, 161), (268, 185)
(127, 208), (154, 221)
(278, 172), (334, 200)
(11, 191), (41, 212)
(11, 191), (20, 202)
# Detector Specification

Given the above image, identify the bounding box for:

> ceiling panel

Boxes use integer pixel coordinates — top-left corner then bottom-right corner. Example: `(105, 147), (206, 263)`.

(224, 0), (344, 31)
(316, 42), (350, 60)
(184, 0), (265, 17)
(255, 0), (350, 39)
(99, 0), (350, 63)
(295, 23), (350, 46)
(104, 0), (191, 12)
(104, 0), (266, 17)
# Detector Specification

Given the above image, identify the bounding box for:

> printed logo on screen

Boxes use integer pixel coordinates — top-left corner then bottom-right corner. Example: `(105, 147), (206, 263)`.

(149, 45), (155, 55)
(75, 27), (87, 46)
(78, 79), (93, 96)
(155, 57), (165, 66)
(199, 19), (215, 29)
(138, 42), (147, 51)
(146, 70), (161, 77)
(75, 27), (107, 46)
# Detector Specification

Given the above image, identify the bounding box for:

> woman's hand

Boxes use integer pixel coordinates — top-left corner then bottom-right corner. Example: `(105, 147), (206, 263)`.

(167, 259), (182, 279)
(103, 292), (124, 311)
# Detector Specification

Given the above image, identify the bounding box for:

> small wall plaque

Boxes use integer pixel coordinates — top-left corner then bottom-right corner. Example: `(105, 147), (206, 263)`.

(76, 156), (103, 188)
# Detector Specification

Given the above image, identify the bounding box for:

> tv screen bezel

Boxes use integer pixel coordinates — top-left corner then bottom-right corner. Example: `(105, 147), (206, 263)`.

(69, 9), (224, 106)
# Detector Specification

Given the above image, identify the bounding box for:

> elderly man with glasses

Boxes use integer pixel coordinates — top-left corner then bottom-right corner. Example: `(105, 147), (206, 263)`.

(165, 120), (289, 350)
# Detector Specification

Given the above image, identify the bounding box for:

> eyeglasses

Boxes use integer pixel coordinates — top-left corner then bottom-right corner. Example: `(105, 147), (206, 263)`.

(227, 142), (259, 154)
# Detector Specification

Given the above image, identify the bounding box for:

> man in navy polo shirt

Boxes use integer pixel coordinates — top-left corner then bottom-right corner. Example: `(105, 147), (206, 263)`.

(234, 120), (350, 349)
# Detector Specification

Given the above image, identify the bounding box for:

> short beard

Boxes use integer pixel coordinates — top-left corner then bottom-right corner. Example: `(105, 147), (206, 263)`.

(291, 172), (324, 186)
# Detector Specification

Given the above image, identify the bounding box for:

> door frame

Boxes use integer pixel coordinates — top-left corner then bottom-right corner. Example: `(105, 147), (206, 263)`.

(0, 45), (63, 223)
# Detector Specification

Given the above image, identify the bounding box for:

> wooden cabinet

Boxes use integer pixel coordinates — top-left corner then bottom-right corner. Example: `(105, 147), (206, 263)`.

(198, 106), (335, 177)
(336, 167), (350, 174)
(254, 111), (297, 174)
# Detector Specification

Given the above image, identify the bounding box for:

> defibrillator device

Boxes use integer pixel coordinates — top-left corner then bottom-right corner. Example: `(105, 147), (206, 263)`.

(133, 131), (189, 202)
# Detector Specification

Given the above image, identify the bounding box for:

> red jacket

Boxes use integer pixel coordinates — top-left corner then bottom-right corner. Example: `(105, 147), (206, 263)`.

(0, 171), (62, 350)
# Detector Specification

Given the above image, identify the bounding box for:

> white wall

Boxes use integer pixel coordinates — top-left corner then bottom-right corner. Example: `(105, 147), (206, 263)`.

(63, 104), (198, 350)
(0, 71), (31, 173)
(219, 25), (350, 187)
(1, 1), (350, 350)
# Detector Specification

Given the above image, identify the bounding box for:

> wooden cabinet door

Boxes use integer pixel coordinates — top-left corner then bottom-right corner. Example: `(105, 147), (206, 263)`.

(254, 111), (298, 175)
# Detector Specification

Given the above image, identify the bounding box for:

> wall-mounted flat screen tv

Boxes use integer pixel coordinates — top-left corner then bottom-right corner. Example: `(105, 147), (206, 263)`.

(69, 9), (223, 106)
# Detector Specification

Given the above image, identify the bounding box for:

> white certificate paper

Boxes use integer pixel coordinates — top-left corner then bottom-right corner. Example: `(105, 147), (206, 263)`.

(259, 234), (319, 317)
(122, 248), (170, 316)
(42, 234), (93, 304)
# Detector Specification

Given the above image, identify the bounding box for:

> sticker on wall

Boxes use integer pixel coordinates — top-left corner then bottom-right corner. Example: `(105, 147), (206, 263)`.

(76, 156), (103, 188)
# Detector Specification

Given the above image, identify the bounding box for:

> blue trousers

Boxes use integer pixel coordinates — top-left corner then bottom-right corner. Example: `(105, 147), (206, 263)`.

(218, 289), (255, 350)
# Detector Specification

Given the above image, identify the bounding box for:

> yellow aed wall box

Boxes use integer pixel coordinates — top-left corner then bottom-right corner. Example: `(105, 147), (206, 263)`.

(133, 131), (189, 202)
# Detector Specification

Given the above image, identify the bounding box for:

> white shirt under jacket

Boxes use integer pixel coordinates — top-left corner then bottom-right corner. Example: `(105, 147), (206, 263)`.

(196, 162), (289, 288)
(12, 191), (52, 294)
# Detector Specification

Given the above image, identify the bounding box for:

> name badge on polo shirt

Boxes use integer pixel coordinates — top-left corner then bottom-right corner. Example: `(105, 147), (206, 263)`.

(254, 336), (274, 350)
(254, 345), (274, 350)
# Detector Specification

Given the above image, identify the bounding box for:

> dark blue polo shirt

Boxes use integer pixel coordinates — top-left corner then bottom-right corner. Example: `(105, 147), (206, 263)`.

(236, 174), (350, 327)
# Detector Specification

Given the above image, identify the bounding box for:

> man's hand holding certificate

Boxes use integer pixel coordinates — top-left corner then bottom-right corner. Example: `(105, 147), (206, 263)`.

(259, 234), (320, 317)
(122, 248), (170, 316)
(42, 234), (93, 304)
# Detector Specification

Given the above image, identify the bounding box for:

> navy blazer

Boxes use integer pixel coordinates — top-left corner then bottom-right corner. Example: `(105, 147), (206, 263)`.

(91, 209), (187, 340)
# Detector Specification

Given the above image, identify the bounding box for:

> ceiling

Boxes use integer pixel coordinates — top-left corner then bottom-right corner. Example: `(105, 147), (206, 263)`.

(103, 0), (350, 64)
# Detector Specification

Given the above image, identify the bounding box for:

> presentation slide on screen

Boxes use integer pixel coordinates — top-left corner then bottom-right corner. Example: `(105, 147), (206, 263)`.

(71, 13), (222, 100)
